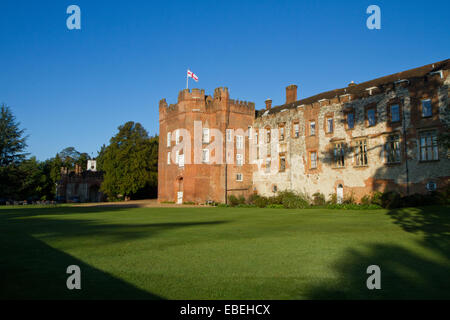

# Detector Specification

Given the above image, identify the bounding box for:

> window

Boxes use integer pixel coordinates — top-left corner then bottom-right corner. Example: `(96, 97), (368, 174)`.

(167, 152), (171, 164)
(347, 113), (354, 129)
(309, 152), (317, 169)
(236, 153), (243, 166)
(279, 154), (286, 172)
(333, 143), (345, 168)
(368, 109), (376, 126)
(421, 99), (432, 117)
(419, 131), (439, 161)
(167, 132), (171, 147)
(265, 157), (271, 173)
(178, 153), (185, 167)
(310, 121), (316, 136)
(293, 123), (300, 138)
(236, 173), (243, 181)
(226, 129), (233, 142)
(202, 149), (209, 163)
(272, 185), (278, 193)
(202, 128), (210, 143)
(327, 118), (333, 133)
(236, 135), (244, 149)
(266, 128), (271, 143)
(248, 126), (252, 140)
(385, 134), (401, 163)
(391, 105), (400, 122)
(279, 125), (285, 141)
(175, 129), (180, 144)
(255, 131), (258, 144)
(354, 139), (368, 166)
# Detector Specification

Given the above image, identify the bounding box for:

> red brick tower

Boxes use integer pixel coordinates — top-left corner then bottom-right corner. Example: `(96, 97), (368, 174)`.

(158, 87), (255, 204)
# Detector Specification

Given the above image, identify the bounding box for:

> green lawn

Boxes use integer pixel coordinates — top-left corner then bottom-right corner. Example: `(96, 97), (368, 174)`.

(0, 205), (449, 299)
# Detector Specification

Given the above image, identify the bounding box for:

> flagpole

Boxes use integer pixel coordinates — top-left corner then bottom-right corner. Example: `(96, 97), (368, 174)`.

(186, 69), (189, 90)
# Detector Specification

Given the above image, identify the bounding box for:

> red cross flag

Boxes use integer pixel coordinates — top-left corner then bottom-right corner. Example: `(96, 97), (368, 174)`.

(187, 70), (198, 81)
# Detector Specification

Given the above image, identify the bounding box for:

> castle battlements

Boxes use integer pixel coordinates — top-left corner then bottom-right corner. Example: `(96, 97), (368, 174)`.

(159, 87), (255, 120)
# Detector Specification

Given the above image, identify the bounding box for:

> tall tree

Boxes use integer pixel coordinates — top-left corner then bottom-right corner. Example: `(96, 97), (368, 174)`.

(0, 104), (28, 199)
(0, 104), (28, 166)
(98, 121), (158, 199)
(57, 147), (81, 169)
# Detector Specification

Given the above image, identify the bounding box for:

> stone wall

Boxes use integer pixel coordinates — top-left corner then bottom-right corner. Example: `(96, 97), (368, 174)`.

(253, 67), (450, 201)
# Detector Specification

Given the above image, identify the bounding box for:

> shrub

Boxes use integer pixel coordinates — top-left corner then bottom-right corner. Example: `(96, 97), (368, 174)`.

(436, 185), (450, 205)
(266, 204), (284, 209)
(279, 191), (310, 209)
(312, 192), (326, 206)
(267, 194), (283, 205)
(254, 196), (269, 208)
(247, 193), (260, 205)
(326, 203), (382, 210)
(217, 203), (229, 208)
(236, 203), (256, 208)
(343, 192), (356, 204)
(227, 195), (240, 207)
(370, 191), (383, 206)
(328, 193), (337, 205)
(360, 195), (371, 205)
(381, 191), (402, 209)
(401, 193), (424, 207)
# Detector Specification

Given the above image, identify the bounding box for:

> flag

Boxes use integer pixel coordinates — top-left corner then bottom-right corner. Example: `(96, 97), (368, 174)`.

(187, 70), (198, 82)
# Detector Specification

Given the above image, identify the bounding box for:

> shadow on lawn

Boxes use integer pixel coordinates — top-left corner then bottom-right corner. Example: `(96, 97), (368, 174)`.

(0, 205), (228, 299)
(303, 206), (450, 299)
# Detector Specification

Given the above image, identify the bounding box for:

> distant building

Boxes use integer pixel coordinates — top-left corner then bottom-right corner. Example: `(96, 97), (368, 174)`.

(158, 59), (450, 204)
(56, 160), (104, 202)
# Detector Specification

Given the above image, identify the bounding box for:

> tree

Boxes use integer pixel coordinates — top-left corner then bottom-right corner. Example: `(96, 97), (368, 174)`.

(0, 104), (28, 199)
(16, 157), (46, 200)
(0, 104), (28, 166)
(58, 147), (81, 169)
(98, 121), (158, 200)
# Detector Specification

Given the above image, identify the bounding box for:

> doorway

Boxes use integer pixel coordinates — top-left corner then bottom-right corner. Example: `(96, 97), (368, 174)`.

(177, 177), (184, 204)
(337, 184), (344, 204)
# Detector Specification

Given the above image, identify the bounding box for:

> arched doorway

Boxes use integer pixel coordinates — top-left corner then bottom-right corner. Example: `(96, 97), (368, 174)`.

(337, 184), (344, 204)
(176, 177), (184, 204)
(89, 185), (100, 202)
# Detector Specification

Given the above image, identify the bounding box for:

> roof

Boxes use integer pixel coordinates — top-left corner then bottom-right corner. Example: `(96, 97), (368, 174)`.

(257, 59), (450, 117)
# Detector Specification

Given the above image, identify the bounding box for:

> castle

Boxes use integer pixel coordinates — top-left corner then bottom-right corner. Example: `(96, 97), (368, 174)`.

(56, 160), (105, 203)
(158, 59), (450, 204)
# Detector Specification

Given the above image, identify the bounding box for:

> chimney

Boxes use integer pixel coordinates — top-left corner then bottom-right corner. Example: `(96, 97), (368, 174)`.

(286, 85), (298, 104)
(265, 99), (272, 110)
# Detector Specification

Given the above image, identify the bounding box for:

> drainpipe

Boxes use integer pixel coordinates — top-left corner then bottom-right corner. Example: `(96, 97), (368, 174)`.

(225, 104), (230, 204)
(402, 97), (410, 195)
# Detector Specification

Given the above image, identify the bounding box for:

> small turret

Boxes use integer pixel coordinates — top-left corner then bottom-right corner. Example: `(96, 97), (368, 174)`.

(214, 87), (229, 100)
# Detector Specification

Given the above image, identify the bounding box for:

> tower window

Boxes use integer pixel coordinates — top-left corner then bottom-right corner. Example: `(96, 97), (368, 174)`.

(421, 99), (432, 117)
(391, 105), (400, 122)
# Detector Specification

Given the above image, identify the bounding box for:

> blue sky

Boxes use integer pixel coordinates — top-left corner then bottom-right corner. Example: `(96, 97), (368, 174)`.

(1, 0), (449, 160)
